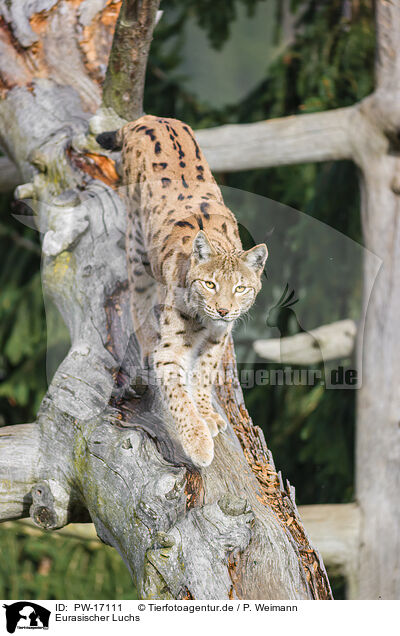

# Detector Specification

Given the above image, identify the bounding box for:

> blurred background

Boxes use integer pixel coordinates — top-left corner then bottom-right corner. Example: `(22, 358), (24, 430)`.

(0, 0), (374, 599)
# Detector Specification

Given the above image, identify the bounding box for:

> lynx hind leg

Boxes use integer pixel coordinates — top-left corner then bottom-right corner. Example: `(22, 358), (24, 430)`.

(126, 221), (158, 366)
(129, 289), (158, 368)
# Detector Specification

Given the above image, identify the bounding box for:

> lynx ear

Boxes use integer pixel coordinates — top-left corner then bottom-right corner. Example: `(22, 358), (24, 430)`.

(192, 231), (215, 263)
(242, 243), (268, 273)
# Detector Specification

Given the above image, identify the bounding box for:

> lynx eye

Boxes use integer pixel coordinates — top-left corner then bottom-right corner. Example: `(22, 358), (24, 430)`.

(235, 285), (246, 293)
(204, 280), (216, 289)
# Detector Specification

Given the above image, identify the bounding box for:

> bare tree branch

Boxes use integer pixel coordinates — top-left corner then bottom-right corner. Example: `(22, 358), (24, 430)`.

(0, 423), (39, 521)
(195, 107), (356, 172)
(253, 320), (356, 365)
(102, 0), (161, 120)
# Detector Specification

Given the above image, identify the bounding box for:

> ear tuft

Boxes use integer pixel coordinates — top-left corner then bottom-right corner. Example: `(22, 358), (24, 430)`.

(192, 231), (215, 263)
(242, 243), (268, 273)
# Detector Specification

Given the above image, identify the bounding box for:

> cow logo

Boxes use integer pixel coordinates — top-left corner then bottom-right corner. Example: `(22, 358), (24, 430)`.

(3, 602), (50, 633)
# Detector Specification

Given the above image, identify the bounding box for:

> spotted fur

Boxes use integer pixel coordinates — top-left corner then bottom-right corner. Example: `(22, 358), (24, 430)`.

(105, 115), (268, 467)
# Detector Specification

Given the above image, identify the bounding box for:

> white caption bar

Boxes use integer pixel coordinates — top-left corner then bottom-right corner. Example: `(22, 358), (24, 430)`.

(1, 599), (398, 635)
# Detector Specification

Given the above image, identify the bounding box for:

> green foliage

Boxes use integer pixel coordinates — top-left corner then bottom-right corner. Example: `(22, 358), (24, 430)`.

(235, 0), (374, 120)
(146, 0), (374, 129)
(161, 0), (261, 51)
(0, 524), (136, 600)
(0, 196), (47, 424)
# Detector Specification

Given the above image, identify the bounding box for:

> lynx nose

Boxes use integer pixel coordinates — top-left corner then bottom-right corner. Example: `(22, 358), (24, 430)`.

(217, 308), (229, 317)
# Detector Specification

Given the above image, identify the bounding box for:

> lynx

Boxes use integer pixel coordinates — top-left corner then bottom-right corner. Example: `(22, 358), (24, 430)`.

(97, 115), (268, 467)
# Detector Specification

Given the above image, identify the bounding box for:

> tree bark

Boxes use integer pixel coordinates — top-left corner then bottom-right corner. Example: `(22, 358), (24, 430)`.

(102, 0), (161, 120)
(302, 1), (400, 600)
(0, 424), (40, 520)
(7, 501), (362, 598)
(354, 3), (400, 591)
(0, 0), (331, 599)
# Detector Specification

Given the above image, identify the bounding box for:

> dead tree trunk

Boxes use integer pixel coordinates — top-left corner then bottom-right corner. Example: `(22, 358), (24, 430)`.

(354, 2), (400, 600)
(0, 1), (331, 599)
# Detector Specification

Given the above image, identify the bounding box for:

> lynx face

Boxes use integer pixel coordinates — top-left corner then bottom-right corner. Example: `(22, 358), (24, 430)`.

(187, 231), (268, 326)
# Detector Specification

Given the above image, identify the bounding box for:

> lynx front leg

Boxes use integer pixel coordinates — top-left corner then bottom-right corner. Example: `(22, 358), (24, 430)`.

(153, 307), (214, 467)
(192, 338), (228, 437)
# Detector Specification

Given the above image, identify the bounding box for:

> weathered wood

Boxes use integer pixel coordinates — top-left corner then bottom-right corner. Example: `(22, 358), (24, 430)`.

(8, 501), (362, 597)
(0, 0), (332, 600)
(300, 503), (361, 600)
(0, 0), (119, 112)
(348, 0), (400, 601)
(253, 319), (356, 364)
(0, 424), (39, 521)
(0, 170), (323, 596)
(195, 107), (356, 172)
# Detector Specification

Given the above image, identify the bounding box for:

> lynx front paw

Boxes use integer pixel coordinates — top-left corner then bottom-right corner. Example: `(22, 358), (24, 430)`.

(183, 427), (214, 467)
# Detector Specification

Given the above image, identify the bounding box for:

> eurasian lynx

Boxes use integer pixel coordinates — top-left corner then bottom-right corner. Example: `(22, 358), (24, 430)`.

(97, 115), (267, 467)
